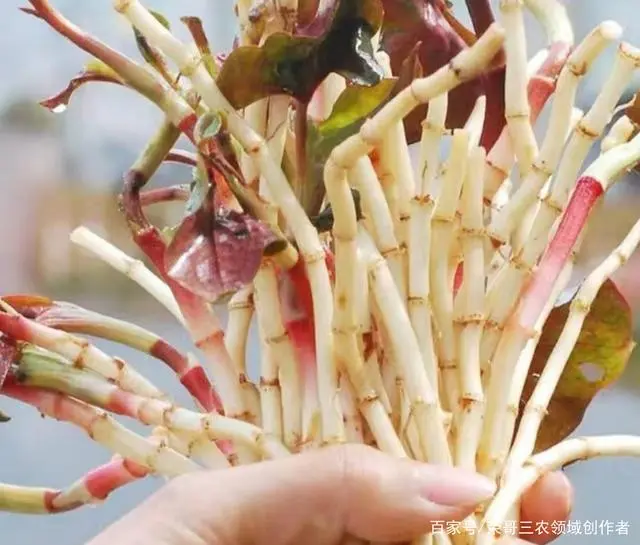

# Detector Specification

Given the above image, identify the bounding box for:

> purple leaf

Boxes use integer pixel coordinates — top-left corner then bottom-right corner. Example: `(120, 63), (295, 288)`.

(164, 208), (279, 303)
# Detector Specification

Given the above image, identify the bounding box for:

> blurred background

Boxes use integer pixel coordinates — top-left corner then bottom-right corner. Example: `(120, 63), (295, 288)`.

(1, 0), (640, 543)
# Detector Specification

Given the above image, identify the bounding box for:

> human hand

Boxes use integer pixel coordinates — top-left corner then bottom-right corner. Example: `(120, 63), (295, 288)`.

(88, 445), (573, 545)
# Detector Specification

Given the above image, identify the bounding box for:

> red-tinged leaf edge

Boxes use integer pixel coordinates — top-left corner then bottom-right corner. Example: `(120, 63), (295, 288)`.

(164, 205), (280, 304)
(380, 0), (505, 147)
(39, 62), (124, 112)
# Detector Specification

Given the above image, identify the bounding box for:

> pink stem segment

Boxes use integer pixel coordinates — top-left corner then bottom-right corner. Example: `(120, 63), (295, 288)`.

(516, 176), (604, 329)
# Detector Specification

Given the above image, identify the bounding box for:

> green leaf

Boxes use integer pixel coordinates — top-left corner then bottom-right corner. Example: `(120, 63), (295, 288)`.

(519, 279), (636, 454)
(318, 79), (397, 137)
(301, 78), (396, 215)
(217, 0), (384, 107)
(186, 165), (210, 217)
(133, 10), (171, 65)
(195, 111), (223, 141)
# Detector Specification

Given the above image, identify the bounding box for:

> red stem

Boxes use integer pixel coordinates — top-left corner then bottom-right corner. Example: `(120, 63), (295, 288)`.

(139, 186), (189, 207)
(464, 0), (496, 37)
(528, 42), (572, 122)
(2, 380), (152, 511)
(516, 176), (604, 329)
(25, 1), (176, 110)
(45, 457), (148, 513)
(165, 150), (198, 167)
(3, 378), (102, 429)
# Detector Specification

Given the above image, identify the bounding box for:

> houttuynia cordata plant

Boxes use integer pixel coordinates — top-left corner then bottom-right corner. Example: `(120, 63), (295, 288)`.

(2, 0), (640, 543)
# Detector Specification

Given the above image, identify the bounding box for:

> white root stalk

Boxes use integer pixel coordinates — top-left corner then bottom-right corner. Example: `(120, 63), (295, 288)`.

(339, 373), (365, 444)
(309, 73), (346, 122)
(327, 152), (406, 456)
(430, 129), (471, 412)
(224, 286), (254, 375)
(453, 146), (487, 471)
(168, 431), (231, 469)
(482, 40), (569, 204)
(374, 50), (418, 301)
(70, 226), (183, 325)
(479, 132), (640, 479)
(491, 255), (574, 494)
(364, 349), (392, 416)
(358, 227), (450, 465)
(480, 42), (640, 372)
(502, 121), (636, 473)
(254, 266), (285, 444)
(601, 114), (637, 152)
(479, 435), (640, 544)
(132, 389), (292, 459)
(511, 106), (584, 250)
(505, 217), (640, 476)
(348, 158), (405, 297)
(21, 318), (164, 401)
(22, 392), (200, 477)
(500, 0), (538, 176)
(487, 21), (622, 247)
(114, 0), (346, 444)
(523, 0), (574, 45)
(408, 93), (448, 399)
(224, 288), (261, 417)
(376, 305), (427, 461)
(240, 98), (269, 187)
(253, 262), (302, 451)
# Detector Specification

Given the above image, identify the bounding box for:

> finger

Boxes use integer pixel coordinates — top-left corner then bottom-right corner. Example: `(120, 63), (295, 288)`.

(519, 471), (573, 545)
(165, 444), (496, 544)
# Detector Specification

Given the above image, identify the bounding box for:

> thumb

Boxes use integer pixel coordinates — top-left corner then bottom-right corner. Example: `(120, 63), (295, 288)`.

(155, 444), (496, 544)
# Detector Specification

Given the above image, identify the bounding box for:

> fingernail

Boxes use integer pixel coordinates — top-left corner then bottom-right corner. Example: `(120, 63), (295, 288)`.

(418, 465), (496, 507)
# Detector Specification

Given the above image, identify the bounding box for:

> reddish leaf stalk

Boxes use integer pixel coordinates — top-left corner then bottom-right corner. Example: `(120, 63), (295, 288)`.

(278, 250), (337, 446)
(0, 456), (145, 514)
(139, 186), (190, 207)
(165, 150), (198, 167)
(45, 458), (147, 513)
(0, 313), (160, 398)
(278, 273), (320, 446)
(1, 378), (197, 472)
(30, 300), (220, 412)
(39, 71), (123, 112)
(25, 1), (194, 126)
(116, 123), (245, 428)
(485, 42), (571, 203)
(516, 176), (604, 330)
(129, 228), (246, 425)
(464, 0), (497, 37)
(527, 42), (572, 117)
(180, 16), (219, 76)
(3, 377), (113, 431)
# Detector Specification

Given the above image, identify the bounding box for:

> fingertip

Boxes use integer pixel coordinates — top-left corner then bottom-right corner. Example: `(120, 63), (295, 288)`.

(520, 470), (573, 545)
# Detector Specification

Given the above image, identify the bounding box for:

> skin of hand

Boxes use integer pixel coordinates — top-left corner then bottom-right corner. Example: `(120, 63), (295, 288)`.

(87, 444), (573, 545)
